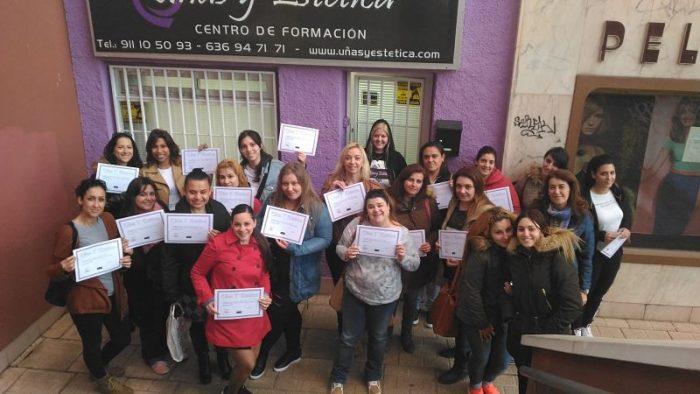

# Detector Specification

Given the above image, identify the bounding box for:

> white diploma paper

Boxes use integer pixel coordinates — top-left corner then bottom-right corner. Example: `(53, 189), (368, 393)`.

(277, 123), (319, 156)
(164, 213), (213, 244)
(73, 238), (123, 282)
(323, 182), (366, 222)
(214, 288), (264, 320)
(428, 181), (452, 210)
(600, 236), (626, 258)
(213, 187), (255, 213)
(439, 230), (468, 260)
(682, 126), (700, 163)
(116, 210), (166, 248)
(408, 229), (427, 257)
(356, 225), (401, 258)
(181, 148), (220, 175)
(260, 206), (309, 245)
(96, 163), (139, 194)
(485, 187), (514, 212)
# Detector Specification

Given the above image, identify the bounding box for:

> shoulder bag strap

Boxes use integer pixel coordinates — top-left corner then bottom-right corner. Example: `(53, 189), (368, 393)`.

(255, 160), (272, 200)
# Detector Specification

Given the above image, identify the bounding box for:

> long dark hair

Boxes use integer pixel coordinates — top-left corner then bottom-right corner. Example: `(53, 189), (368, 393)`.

(390, 164), (429, 204)
(230, 204), (274, 278)
(451, 166), (485, 199)
(670, 97), (699, 143)
(75, 178), (106, 198)
(120, 177), (167, 218)
(583, 154), (615, 191)
(364, 119), (400, 163)
(544, 147), (569, 170)
(145, 129), (181, 166)
(536, 169), (588, 217)
(238, 129), (273, 182)
(361, 189), (400, 225)
(103, 132), (143, 167)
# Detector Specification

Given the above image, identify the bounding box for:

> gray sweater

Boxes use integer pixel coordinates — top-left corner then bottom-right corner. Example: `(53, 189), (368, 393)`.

(336, 217), (419, 305)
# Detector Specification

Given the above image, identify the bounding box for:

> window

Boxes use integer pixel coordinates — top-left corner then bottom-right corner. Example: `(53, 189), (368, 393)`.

(109, 66), (278, 161)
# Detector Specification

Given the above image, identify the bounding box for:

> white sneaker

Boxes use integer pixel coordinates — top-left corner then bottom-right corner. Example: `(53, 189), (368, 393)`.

(411, 317), (419, 325)
(368, 380), (382, 394)
(573, 328), (583, 336)
(330, 382), (343, 394)
(581, 325), (594, 337)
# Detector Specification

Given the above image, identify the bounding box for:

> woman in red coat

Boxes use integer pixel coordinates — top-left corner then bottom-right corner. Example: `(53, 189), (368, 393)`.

(475, 146), (521, 214)
(191, 204), (273, 394)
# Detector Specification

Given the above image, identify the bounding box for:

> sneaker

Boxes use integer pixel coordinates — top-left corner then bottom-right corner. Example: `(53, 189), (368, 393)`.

(96, 375), (133, 394)
(330, 382), (344, 394)
(438, 347), (456, 358)
(368, 380), (382, 394)
(250, 362), (266, 380)
(581, 325), (594, 337)
(149, 360), (170, 375)
(412, 316), (420, 325)
(424, 311), (433, 329)
(437, 366), (467, 385)
(482, 382), (500, 394)
(469, 387), (484, 394)
(573, 328), (583, 336)
(273, 351), (301, 372)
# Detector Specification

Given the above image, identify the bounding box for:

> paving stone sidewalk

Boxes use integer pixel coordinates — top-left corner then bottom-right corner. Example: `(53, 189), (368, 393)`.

(2, 295), (700, 393)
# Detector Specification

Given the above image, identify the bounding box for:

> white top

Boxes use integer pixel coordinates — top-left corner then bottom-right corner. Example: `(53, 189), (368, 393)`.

(590, 189), (623, 250)
(158, 167), (180, 210)
(244, 165), (260, 194)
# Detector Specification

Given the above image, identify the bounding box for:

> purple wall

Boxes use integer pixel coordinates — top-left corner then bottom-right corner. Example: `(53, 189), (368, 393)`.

(63, 0), (519, 183)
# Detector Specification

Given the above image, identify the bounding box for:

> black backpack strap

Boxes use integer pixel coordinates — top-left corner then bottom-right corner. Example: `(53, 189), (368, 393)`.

(255, 160), (272, 200)
(67, 221), (78, 249)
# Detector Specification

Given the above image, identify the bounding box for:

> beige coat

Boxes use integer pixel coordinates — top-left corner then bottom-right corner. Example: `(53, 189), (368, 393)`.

(140, 163), (185, 205)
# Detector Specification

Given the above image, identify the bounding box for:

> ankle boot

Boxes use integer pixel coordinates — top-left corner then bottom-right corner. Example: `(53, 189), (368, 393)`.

(197, 353), (212, 384)
(216, 349), (232, 380)
(400, 327), (415, 354)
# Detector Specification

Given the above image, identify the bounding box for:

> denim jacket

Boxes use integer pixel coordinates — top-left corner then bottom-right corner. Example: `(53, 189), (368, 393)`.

(258, 201), (332, 302)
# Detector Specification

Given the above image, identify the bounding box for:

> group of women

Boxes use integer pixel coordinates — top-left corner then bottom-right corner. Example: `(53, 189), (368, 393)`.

(47, 119), (633, 394)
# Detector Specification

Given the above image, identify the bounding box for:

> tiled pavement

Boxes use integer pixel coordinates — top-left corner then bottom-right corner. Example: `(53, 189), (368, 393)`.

(2, 295), (700, 393)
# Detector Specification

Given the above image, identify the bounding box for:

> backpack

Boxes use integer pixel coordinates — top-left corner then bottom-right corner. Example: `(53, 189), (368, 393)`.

(44, 222), (78, 306)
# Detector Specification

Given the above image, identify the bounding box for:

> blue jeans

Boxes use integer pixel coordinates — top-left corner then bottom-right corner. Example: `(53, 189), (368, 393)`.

(465, 323), (510, 386)
(330, 288), (397, 384)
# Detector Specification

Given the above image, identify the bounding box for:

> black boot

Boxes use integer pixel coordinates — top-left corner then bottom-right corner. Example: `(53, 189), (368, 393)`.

(197, 353), (212, 384)
(401, 327), (415, 353)
(437, 364), (467, 385)
(216, 349), (232, 380)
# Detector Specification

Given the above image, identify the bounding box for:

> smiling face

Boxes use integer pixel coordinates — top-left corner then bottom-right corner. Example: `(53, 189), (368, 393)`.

(516, 217), (541, 248)
(135, 184), (157, 212)
(421, 147), (445, 176)
(217, 168), (240, 187)
(151, 138), (171, 165)
(592, 163), (616, 190)
(371, 124), (389, 153)
(185, 179), (211, 211)
(679, 103), (698, 128)
(490, 218), (513, 248)
(343, 147), (363, 177)
(78, 187), (106, 218)
(113, 136), (134, 165)
(454, 176), (476, 203)
(232, 211), (255, 243)
(281, 173), (302, 202)
(239, 136), (261, 165)
(366, 196), (390, 226)
(403, 171), (424, 198)
(476, 153), (496, 178)
(548, 177), (570, 209)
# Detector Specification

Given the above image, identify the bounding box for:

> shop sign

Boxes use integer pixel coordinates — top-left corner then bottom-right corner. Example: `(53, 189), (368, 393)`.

(600, 21), (698, 64)
(86, 0), (464, 70)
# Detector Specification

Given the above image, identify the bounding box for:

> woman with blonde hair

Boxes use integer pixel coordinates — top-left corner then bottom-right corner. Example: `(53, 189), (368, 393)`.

(215, 159), (262, 215)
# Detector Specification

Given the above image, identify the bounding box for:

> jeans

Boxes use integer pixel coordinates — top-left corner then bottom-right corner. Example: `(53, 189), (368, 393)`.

(258, 296), (302, 361)
(330, 288), (396, 384)
(70, 296), (132, 379)
(580, 250), (622, 326)
(453, 318), (473, 371)
(653, 172), (700, 235)
(465, 323), (510, 385)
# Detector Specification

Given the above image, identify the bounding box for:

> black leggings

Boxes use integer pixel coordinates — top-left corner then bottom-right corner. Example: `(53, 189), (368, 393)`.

(70, 296), (132, 379)
(506, 327), (532, 394)
(124, 272), (169, 362)
(580, 250), (622, 326)
(258, 297), (302, 361)
(326, 245), (344, 334)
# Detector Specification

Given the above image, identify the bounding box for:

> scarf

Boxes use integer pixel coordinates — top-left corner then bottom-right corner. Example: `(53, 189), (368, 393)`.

(547, 204), (572, 229)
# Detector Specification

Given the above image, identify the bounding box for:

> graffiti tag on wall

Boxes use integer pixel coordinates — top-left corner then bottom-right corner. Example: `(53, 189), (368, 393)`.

(514, 115), (556, 139)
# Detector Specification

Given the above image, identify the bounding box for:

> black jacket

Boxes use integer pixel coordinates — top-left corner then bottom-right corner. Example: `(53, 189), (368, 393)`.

(502, 229), (582, 334)
(161, 199), (231, 302)
(457, 238), (507, 329)
(583, 183), (633, 246)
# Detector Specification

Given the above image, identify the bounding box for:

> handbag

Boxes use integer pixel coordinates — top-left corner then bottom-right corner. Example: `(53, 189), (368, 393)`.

(328, 275), (344, 312)
(166, 302), (191, 362)
(430, 262), (463, 337)
(44, 222), (78, 307)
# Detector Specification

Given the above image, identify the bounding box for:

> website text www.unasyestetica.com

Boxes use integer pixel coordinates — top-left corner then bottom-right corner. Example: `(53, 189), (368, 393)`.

(308, 47), (441, 60)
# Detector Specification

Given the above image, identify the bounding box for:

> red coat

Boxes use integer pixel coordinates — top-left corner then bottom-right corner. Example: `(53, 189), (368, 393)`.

(190, 228), (271, 348)
(484, 168), (521, 214)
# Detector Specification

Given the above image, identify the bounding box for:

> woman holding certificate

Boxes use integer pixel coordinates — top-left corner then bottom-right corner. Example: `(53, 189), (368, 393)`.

(118, 177), (172, 375)
(161, 169), (232, 384)
(389, 164), (441, 353)
(46, 179), (134, 394)
(140, 129), (185, 211)
(475, 146), (521, 214)
(330, 189), (419, 394)
(191, 204), (273, 394)
(238, 130), (284, 204)
(215, 159), (262, 215)
(364, 119), (407, 187)
(502, 209), (581, 393)
(579, 155), (633, 338)
(94, 132), (144, 215)
(250, 163), (332, 379)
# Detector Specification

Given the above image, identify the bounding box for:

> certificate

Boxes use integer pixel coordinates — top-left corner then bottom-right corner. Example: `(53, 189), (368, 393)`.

(213, 187), (255, 213)
(73, 238), (123, 282)
(428, 181), (452, 210)
(277, 123), (319, 156)
(485, 187), (514, 212)
(600, 236), (626, 258)
(95, 163), (139, 194)
(214, 288), (264, 320)
(260, 206), (309, 245)
(164, 213), (213, 244)
(356, 225), (400, 258)
(682, 126), (700, 163)
(116, 210), (165, 248)
(439, 230), (468, 259)
(181, 148), (220, 175)
(408, 229), (427, 257)
(323, 182), (366, 222)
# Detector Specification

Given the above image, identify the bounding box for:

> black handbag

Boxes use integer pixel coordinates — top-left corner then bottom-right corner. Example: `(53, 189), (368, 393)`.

(44, 222), (78, 306)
